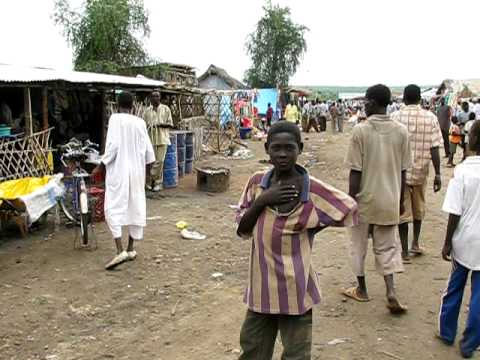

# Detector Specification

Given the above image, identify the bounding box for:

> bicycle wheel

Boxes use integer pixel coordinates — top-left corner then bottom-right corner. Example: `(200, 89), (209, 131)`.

(60, 176), (81, 225)
(80, 213), (89, 245)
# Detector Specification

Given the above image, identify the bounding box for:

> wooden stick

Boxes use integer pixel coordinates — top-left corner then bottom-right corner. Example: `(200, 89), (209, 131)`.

(100, 91), (106, 153)
(377, 350), (403, 360)
(23, 87), (33, 136)
(171, 299), (180, 316)
(42, 87), (49, 130)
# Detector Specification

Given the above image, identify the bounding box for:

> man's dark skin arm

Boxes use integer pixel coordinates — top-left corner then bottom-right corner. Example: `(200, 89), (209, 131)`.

(431, 146), (442, 192)
(348, 170), (362, 199)
(400, 170), (406, 214)
(237, 202), (267, 237)
(442, 214), (461, 261)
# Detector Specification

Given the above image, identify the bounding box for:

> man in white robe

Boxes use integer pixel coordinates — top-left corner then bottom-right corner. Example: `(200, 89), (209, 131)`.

(93, 92), (155, 270)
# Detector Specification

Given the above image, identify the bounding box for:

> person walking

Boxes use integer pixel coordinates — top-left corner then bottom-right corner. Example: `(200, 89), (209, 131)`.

(144, 91), (174, 192)
(438, 120), (480, 358)
(437, 97), (452, 158)
(448, 117), (463, 167)
(318, 100), (328, 131)
(266, 102), (273, 129)
(391, 84), (442, 262)
(337, 99), (345, 133)
(305, 100), (320, 133)
(343, 84), (411, 314)
(329, 102), (338, 133)
(284, 100), (300, 124)
(93, 92), (155, 270)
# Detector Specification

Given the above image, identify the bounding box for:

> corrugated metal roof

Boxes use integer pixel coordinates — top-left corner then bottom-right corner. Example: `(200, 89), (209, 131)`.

(0, 64), (166, 87)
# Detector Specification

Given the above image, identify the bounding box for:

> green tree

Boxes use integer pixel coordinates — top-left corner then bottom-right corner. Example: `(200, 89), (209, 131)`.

(244, 2), (308, 88)
(53, 0), (151, 73)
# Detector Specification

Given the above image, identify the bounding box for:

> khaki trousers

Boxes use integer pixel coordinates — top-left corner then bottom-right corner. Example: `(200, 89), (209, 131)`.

(350, 224), (404, 277)
(400, 181), (427, 224)
(148, 145), (168, 187)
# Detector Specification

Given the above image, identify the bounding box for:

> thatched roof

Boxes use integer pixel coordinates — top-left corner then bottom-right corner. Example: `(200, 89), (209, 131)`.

(198, 64), (247, 89)
(438, 79), (480, 98)
(284, 86), (313, 96)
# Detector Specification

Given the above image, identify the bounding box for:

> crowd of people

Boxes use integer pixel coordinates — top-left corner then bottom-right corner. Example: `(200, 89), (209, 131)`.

(91, 85), (479, 359)
(282, 98), (364, 134)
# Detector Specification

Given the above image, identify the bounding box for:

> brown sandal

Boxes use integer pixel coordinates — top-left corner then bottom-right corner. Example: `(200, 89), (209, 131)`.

(342, 287), (370, 302)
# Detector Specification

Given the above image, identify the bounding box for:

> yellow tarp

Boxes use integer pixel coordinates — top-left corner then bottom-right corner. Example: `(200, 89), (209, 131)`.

(0, 176), (52, 206)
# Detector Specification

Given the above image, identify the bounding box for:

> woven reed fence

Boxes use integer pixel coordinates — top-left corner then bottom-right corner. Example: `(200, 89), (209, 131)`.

(0, 128), (53, 181)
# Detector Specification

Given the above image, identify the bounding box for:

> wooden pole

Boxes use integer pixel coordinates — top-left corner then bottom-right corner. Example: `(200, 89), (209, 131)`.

(100, 91), (107, 152)
(23, 87), (33, 136)
(178, 94), (183, 122)
(42, 87), (49, 130)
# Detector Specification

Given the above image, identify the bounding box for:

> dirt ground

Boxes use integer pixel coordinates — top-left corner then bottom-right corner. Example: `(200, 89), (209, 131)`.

(0, 124), (471, 360)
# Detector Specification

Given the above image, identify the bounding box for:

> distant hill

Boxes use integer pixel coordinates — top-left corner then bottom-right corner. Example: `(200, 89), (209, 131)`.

(304, 85), (434, 94)
(297, 85), (435, 100)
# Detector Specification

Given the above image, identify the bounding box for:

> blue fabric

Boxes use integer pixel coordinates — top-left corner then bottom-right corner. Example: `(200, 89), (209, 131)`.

(220, 95), (233, 127)
(439, 261), (480, 355)
(253, 89), (278, 116)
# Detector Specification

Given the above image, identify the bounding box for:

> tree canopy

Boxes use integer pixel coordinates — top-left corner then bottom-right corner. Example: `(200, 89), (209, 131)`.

(244, 2), (308, 88)
(53, 0), (151, 74)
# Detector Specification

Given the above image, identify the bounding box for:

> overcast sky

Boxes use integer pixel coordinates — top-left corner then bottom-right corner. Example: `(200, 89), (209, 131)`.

(1, 0), (478, 86)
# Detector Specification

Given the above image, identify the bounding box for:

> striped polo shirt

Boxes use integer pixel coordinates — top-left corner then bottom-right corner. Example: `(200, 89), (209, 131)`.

(236, 166), (358, 315)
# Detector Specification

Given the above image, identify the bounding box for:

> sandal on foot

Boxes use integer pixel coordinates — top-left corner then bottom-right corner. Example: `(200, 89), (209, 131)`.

(387, 298), (408, 315)
(410, 247), (425, 256)
(342, 287), (370, 302)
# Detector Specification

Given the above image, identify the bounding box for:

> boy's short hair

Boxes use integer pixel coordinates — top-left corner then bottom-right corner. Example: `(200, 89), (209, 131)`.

(365, 84), (391, 108)
(118, 91), (134, 109)
(469, 112), (476, 120)
(469, 120), (480, 152)
(266, 121), (301, 146)
(452, 116), (459, 124)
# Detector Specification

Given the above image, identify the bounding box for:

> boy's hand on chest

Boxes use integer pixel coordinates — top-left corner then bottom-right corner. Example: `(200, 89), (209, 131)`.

(256, 184), (301, 208)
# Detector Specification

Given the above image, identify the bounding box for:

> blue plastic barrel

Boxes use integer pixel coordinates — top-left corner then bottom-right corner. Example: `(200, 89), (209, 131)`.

(239, 127), (252, 139)
(176, 132), (186, 177)
(0, 125), (11, 137)
(185, 132), (194, 174)
(163, 134), (178, 188)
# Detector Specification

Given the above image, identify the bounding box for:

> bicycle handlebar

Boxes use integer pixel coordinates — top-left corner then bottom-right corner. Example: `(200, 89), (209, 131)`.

(59, 138), (100, 167)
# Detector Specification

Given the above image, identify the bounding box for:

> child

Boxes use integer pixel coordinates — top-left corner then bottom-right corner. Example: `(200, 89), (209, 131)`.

(236, 121), (358, 359)
(448, 116), (462, 167)
(438, 120), (480, 358)
(462, 113), (476, 160)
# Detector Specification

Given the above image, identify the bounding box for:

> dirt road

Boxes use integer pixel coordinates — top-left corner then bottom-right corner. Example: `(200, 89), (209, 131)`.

(0, 126), (466, 359)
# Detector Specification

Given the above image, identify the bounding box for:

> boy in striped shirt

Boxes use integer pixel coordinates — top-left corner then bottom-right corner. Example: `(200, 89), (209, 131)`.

(236, 121), (358, 359)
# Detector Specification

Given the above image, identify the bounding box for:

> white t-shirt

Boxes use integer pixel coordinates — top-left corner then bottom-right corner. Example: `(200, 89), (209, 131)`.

(442, 156), (480, 270)
(474, 103), (480, 119)
(464, 120), (474, 144)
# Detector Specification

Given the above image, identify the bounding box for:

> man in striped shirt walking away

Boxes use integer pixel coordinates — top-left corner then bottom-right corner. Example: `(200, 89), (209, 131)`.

(236, 121), (358, 359)
(391, 85), (442, 262)
(343, 84), (411, 314)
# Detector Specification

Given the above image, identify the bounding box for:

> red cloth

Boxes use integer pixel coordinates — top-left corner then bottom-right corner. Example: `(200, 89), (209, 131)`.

(266, 107), (273, 120)
(241, 117), (253, 128)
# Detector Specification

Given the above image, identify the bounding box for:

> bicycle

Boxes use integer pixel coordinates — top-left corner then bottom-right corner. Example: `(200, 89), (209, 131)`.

(58, 138), (100, 249)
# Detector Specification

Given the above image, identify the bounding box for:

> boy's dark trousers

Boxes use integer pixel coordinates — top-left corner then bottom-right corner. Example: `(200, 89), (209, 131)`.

(305, 117), (319, 133)
(319, 116), (327, 132)
(239, 309), (312, 360)
(439, 261), (480, 356)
